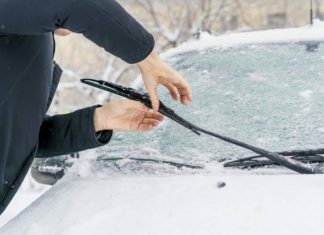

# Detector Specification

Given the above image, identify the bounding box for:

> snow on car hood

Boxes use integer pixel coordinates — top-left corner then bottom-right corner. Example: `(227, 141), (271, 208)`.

(1, 174), (324, 235)
(163, 20), (324, 58)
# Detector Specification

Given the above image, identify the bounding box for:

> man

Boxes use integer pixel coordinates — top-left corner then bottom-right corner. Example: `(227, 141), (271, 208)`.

(0, 0), (192, 215)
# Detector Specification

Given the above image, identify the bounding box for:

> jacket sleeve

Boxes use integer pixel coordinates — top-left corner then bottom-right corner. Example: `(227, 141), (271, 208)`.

(0, 0), (154, 63)
(36, 106), (113, 158)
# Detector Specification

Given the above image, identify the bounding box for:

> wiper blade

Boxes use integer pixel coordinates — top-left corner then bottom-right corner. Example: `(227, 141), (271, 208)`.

(98, 157), (204, 169)
(224, 148), (324, 169)
(81, 78), (323, 174)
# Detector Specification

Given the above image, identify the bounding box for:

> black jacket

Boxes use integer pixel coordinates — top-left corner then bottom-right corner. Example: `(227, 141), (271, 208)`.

(0, 0), (154, 215)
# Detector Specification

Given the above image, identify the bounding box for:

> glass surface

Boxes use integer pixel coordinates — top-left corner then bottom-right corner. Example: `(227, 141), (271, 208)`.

(97, 42), (324, 165)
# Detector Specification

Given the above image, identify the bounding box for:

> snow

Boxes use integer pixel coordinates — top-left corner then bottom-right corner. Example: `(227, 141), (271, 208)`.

(246, 73), (268, 82)
(0, 173), (50, 228)
(299, 90), (313, 99)
(1, 173), (324, 235)
(163, 20), (324, 58)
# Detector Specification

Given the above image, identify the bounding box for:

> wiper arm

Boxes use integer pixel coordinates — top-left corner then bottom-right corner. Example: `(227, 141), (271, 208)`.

(81, 78), (322, 174)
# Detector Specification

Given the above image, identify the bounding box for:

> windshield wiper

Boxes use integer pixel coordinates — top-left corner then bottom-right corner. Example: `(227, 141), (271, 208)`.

(81, 78), (323, 174)
(98, 157), (204, 169)
(81, 79), (200, 135)
(224, 148), (324, 169)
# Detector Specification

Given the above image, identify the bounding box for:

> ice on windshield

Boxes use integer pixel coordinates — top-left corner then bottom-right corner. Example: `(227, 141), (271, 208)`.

(94, 42), (324, 167)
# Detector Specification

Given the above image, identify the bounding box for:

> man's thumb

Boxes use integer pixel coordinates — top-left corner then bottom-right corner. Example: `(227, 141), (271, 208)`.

(148, 88), (160, 112)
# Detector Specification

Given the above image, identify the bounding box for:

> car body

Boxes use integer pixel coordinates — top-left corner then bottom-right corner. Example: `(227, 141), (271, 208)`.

(3, 22), (324, 234)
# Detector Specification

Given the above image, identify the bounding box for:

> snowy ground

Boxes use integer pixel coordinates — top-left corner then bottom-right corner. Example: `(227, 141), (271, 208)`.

(1, 172), (324, 235)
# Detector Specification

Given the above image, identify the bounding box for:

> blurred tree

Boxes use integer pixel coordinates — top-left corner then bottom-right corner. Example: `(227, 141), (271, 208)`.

(133, 0), (227, 50)
(315, 0), (323, 20)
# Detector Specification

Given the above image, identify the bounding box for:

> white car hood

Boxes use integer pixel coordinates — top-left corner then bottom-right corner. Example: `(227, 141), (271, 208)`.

(1, 174), (324, 235)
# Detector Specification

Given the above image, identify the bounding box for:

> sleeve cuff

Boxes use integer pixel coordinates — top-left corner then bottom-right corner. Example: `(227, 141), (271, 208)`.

(96, 130), (113, 144)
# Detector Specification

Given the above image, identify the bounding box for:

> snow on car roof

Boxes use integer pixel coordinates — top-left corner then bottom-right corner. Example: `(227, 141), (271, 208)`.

(163, 20), (324, 58)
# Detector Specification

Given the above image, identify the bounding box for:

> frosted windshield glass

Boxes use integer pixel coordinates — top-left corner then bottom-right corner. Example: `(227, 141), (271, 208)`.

(98, 43), (324, 163)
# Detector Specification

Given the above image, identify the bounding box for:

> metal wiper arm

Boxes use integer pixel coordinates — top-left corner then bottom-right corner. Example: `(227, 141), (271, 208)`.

(81, 78), (322, 174)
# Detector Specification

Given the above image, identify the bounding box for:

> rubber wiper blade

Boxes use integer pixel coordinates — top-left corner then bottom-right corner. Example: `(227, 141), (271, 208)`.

(224, 148), (324, 169)
(81, 78), (322, 174)
(98, 157), (204, 169)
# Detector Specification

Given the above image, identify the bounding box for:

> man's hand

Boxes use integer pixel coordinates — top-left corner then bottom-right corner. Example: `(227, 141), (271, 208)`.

(138, 52), (192, 112)
(94, 100), (164, 132)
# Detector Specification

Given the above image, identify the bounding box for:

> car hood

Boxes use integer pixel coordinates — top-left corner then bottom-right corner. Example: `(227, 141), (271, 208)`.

(1, 174), (324, 235)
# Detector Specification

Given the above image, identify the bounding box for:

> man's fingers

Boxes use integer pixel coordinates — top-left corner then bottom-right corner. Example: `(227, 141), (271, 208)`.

(138, 113), (164, 131)
(165, 83), (179, 101)
(138, 123), (156, 131)
(142, 118), (160, 126)
(166, 70), (192, 104)
(172, 80), (192, 105)
(181, 96), (191, 105)
(147, 88), (160, 112)
(145, 111), (164, 121)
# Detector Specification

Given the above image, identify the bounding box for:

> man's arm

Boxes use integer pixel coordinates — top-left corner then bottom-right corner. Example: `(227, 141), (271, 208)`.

(0, 0), (154, 63)
(36, 100), (164, 158)
(0, 0), (192, 111)
(36, 106), (113, 158)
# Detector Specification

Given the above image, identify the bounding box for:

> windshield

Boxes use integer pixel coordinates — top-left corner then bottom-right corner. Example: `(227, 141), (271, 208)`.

(96, 42), (324, 166)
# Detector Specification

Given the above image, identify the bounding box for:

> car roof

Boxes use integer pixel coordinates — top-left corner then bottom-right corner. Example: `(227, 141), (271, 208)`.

(163, 20), (324, 59)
